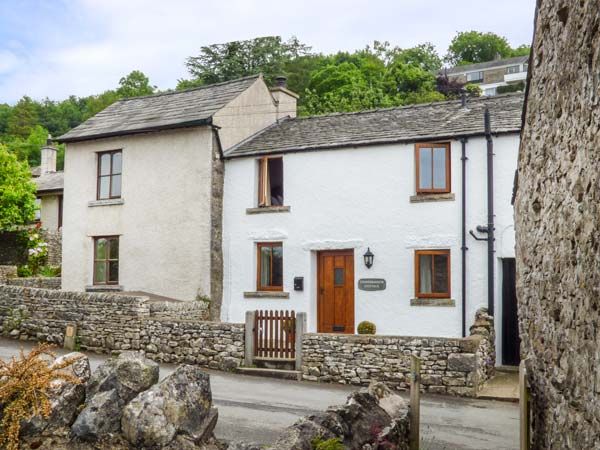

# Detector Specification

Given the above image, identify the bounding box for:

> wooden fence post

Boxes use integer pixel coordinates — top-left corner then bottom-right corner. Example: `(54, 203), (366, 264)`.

(244, 310), (256, 367)
(409, 355), (421, 450)
(519, 360), (530, 450)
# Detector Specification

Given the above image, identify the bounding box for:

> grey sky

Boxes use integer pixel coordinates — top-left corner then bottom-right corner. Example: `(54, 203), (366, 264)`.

(0, 0), (536, 104)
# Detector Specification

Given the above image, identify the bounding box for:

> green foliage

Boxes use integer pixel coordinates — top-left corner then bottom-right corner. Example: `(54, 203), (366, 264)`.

(38, 265), (61, 277)
(16, 265), (33, 277)
(497, 82), (526, 94)
(464, 83), (483, 97)
(182, 36), (311, 87)
(116, 70), (156, 98)
(24, 227), (48, 275)
(357, 321), (376, 334)
(0, 145), (37, 230)
(311, 436), (344, 450)
(446, 31), (524, 65)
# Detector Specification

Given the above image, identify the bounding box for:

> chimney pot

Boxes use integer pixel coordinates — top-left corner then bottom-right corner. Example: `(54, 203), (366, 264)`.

(275, 76), (287, 88)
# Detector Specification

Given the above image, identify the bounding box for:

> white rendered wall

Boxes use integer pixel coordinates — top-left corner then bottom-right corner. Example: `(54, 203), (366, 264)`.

(62, 127), (214, 301)
(222, 134), (520, 339)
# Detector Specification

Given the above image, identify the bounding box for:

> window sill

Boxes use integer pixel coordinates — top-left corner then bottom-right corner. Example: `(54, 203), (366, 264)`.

(410, 298), (455, 307)
(246, 206), (291, 215)
(244, 291), (290, 299)
(86, 285), (123, 292)
(409, 193), (455, 203)
(88, 198), (124, 207)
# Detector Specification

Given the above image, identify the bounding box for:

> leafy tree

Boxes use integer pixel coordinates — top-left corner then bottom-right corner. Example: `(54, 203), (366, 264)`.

(182, 36), (311, 87)
(116, 70), (156, 98)
(393, 43), (442, 73)
(6, 97), (39, 139)
(510, 44), (531, 57)
(0, 144), (37, 230)
(445, 31), (513, 65)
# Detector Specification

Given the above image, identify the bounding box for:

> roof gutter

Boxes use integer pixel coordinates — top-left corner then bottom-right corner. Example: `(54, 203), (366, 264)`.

(56, 117), (213, 144)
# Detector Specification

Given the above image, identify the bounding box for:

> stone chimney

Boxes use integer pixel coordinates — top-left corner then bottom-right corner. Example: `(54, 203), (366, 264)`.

(40, 135), (57, 174)
(270, 76), (299, 120)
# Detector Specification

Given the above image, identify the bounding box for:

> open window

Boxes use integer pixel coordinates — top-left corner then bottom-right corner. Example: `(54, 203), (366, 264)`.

(258, 157), (283, 207)
(415, 143), (451, 194)
(415, 249), (450, 298)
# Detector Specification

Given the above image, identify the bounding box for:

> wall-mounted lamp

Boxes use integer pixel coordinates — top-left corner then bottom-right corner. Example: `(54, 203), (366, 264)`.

(363, 247), (374, 269)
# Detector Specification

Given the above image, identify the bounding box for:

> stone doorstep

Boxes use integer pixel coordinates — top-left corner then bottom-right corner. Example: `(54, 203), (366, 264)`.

(476, 370), (519, 403)
(236, 367), (302, 381)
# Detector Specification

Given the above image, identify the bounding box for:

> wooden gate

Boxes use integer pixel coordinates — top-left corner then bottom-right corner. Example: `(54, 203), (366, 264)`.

(253, 310), (296, 359)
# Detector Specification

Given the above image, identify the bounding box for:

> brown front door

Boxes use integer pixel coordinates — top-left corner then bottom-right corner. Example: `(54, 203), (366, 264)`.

(317, 250), (354, 333)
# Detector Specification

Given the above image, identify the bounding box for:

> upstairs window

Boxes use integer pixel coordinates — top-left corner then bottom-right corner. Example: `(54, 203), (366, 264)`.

(415, 143), (451, 193)
(93, 236), (119, 285)
(97, 150), (122, 200)
(466, 71), (483, 82)
(415, 250), (450, 298)
(258, 157), (283, 207)
(257, 242), (283, 291)
(506, 65), (521, 74)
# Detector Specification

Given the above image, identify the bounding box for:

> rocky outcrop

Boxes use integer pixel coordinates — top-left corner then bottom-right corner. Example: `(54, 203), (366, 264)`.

(121, 365), (218, 448)
(268, 382), (410, 450)
(71, 352), (159, 441)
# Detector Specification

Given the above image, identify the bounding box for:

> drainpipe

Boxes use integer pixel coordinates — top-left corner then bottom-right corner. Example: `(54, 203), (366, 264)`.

(460, 137), (468, 337)
(484, 107), (495, 317)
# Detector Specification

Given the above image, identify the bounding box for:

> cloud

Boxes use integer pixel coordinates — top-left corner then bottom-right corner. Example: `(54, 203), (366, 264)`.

(0, 0), (536, 104)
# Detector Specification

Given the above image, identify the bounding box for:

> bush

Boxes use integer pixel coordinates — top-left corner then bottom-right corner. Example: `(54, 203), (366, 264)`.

(38, 265), (61, 277)
(312, 437), (344, 450)
(357, 321), (377, 335)
(0, 344), (83, 450)
(16, 265), (32, 277)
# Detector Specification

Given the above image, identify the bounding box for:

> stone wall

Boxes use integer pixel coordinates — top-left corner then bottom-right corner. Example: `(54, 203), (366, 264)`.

(0, 285), (242, 371)
(148, 300), (209, 321)
(302, 309), (495, 397)
(7, 277), (61, 290)
(0, 265), (17, 284)
(514, 1), (600, 447)
(41, 229), (62, 267)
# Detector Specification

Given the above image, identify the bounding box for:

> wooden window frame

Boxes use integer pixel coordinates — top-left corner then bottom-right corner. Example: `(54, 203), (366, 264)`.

(93, 236), (119, 285)
(257, 156), (283, 207)
(256, 242), (283, 291)
(415, 142), (451, 194)
(97, 150), (122, 200)
(414, 249), (451, 298)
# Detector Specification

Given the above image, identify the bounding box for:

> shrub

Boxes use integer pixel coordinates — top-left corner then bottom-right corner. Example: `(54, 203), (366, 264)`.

(312, 436), (344, 450)
(357, 321), (377, 334)
(0, 344), (83, 450)
(24, 227), (48, 276)
(38, 265), (61, 277)
(16, 265), (33, 277)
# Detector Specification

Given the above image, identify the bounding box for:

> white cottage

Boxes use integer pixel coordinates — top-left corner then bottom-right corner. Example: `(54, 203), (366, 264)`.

(222, 93), (524, 365)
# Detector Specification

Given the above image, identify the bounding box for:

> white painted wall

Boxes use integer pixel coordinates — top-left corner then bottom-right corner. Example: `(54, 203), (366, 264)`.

(39, 194), (61, 231)
(222, 134), (520, 340)
(62, 127), (215, 301)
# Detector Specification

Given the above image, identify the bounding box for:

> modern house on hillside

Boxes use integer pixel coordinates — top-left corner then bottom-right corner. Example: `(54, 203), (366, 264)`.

(57, 74), (298, 320)
(222, 93), (524, 366)
(443, 56), (528, 96)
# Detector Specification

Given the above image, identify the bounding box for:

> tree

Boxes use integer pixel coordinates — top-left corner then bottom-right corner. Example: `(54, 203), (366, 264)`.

(6, 97), (39, 139)
(182, 36), (312, 87)
(393, 43), (442, 73)
(445, 31), (513, 65)
(0, 144), (37, 230)
(116, 70), (156, 98)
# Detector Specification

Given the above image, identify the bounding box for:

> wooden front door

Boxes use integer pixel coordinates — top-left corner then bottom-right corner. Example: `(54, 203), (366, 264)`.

(317, 250), (354, 333)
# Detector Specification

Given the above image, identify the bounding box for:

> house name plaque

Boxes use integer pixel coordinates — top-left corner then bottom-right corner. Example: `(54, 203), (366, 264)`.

(358, 278), (386, 291)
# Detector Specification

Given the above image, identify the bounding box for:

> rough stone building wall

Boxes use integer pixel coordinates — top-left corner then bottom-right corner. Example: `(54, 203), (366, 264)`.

(0, 266), (17, 284)
(515, 1), (600, 447)
(41, 229), (62, 267)
(301, 309), (495, 397)
(7, 277), (61, 290)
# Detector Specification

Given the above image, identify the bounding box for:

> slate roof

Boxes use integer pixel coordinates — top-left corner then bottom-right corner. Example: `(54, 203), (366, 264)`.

(33, 171), (64, 193)
(225, 93), (524, 158)
(57, 75), (261, 143)
(443, 56), (529, 75)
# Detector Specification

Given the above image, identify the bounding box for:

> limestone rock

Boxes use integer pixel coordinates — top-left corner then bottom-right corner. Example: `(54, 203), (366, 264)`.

(71, 351), (159, 440)
(121, 365), (217, 448)
(447, 353), (476, 372)
(21, 352), (90, 436)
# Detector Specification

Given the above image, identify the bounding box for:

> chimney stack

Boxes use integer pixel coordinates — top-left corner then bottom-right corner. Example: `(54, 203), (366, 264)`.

(270, 75), (299, 120)
(40, 134), (57, 174)
(275, 75), (288, 88)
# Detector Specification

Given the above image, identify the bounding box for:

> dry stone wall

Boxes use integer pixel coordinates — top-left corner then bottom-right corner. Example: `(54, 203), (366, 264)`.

(7, 277), (61, 290)
(301, 309), (495, 397)
(0, 285), (242, 371)
(515, 1), (600, 447)
(0, 265), (17, 284)
(41, 229), (62, 267)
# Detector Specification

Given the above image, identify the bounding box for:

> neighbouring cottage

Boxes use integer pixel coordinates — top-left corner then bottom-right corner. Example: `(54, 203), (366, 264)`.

(222, 93), (524, 364)
(56, 75), (297, 319)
